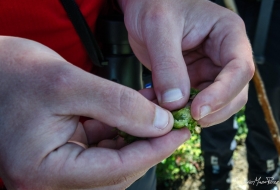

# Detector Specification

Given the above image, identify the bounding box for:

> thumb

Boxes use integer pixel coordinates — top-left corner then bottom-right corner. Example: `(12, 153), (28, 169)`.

(53, 64), (174, 138)
(142, 14), (190, 110)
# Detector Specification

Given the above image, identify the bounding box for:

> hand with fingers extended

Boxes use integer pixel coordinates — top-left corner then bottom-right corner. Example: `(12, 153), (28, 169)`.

(118, 0), (255, 127)
(0, 36), (190, 190)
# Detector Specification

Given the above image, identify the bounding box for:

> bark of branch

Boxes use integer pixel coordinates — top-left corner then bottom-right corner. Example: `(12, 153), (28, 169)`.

(252, 66), (280, 155)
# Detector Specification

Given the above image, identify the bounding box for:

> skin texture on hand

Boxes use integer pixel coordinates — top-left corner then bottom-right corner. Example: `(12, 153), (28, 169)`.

(0, 0), (255, 188)
(118, 0), (255, 127)
(0, 36), (190, 189)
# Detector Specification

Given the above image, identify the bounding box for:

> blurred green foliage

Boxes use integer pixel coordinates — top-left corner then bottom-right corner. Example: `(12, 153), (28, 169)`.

(156, 133), (202, 188)
(235, 106), (248, 143)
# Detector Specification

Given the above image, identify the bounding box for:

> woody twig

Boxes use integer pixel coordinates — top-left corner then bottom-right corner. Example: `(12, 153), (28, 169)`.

(252, 66), (280, 155)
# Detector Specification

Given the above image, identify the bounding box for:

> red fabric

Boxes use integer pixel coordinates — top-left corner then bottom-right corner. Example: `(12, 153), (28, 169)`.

(0, 1), (106, 188)
(0, 178), (4, 189)
(0, 0), (106, 72)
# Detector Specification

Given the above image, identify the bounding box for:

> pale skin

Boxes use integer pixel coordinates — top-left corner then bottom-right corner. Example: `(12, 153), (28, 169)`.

(119, 0), (254, 126)
(0, 0), (254, 189)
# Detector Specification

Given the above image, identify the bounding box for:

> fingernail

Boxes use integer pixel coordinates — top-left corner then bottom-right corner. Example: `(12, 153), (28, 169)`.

(200, 105), (211, 119)
(162, 88), (183, 103)
(154, 106), (169, 129)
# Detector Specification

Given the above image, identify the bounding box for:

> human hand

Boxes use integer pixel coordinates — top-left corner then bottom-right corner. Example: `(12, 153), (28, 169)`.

(118, 0), (255, 126)
(0, 36), (190, 189)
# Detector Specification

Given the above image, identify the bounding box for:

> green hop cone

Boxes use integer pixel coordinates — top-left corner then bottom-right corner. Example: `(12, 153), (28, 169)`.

(171, 106), (201, 134)
(119, 88), (201, 142)
(171, 88), (201, 134)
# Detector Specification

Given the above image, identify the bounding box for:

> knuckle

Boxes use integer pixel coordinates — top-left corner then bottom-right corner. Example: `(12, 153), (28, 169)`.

(221, 11), (245, 31)
(151, 56), (180, 76)
(237, 59), (255, 83)
(43, 65), (74, 94)
(231, 13), (245, 28)
(106, 86), (140, 128)
(36, 64), (79, 105)
(143, 5), (169, 25)
(116, 87), (139, 119)
(247, 60), (255, 80)
(142, 4), (174, 33)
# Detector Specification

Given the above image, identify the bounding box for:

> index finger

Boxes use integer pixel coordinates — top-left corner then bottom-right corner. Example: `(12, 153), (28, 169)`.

(191, 14), (255, 120)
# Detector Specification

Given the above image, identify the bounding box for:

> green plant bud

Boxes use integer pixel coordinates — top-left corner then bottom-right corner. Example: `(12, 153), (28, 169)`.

(171, 106), (201, 134)
(119, 88), (201, 142)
